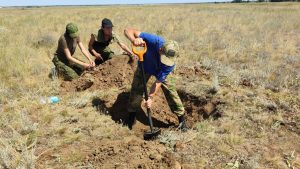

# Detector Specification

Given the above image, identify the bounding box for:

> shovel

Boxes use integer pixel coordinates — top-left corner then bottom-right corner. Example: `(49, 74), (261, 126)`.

(132, 44), (161, 140)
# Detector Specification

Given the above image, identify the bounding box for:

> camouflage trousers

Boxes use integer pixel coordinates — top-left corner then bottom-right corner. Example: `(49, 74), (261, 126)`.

(52, 55), (84, 81)
(127, 68), (185, 117)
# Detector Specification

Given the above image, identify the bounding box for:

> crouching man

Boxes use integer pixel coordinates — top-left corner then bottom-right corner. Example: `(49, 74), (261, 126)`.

(52, 23), (95, 81)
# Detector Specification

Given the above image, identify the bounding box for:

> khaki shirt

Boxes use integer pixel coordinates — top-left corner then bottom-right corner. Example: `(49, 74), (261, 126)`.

(55, 34), (80, 63)
(92, 29), (120, 47)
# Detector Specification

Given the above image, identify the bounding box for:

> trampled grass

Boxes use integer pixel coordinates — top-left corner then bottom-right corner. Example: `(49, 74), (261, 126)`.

(0, 3), (299, 168)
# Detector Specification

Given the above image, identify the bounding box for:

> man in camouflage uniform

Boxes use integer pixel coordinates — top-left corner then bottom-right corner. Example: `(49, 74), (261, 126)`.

(124, 28), (188, 131)
(52, 23), (95, 81)
(89, 18), (135, 65)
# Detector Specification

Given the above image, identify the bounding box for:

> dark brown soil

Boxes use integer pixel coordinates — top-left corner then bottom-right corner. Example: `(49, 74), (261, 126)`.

(59, 55), (225, 167)
(60, 55), (136, 92)
(83, 136), (180, 169)
(60, 55), (223, 131)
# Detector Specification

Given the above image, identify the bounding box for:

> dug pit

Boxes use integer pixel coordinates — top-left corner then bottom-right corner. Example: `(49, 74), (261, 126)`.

(58, 55), (226, 168)
(60, 55), (224, 134)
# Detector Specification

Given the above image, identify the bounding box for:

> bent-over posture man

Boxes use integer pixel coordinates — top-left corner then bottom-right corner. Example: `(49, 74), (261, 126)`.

(124, 28), (188, 131)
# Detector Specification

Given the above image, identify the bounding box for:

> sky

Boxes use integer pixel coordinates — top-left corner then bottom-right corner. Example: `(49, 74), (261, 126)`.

(0, 0), (224, 7)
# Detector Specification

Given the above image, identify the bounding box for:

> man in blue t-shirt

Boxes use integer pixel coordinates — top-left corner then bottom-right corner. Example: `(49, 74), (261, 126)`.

(123, 28), (188, 131)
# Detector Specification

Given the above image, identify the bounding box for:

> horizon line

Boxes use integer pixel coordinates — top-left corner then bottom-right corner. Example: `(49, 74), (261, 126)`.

(0, 1), (232, 8)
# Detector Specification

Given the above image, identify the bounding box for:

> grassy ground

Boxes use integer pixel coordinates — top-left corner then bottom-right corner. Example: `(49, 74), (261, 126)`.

(0, 3), (299, 168)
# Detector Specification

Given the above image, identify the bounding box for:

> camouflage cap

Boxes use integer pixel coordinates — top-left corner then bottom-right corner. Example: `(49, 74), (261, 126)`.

(160, 40), (179, 66)
(66, 23), (79, 38)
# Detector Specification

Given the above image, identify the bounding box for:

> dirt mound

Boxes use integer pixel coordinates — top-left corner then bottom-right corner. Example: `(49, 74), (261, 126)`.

(83, 136), (180, 168)
(61, 55), (136, 92)
(60, 56), (210, 93)
(61, 55), (224, 133)
(57, 55), (225, 168)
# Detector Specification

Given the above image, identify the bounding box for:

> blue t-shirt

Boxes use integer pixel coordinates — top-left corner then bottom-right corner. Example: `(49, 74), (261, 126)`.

(139, 32), (175, 82)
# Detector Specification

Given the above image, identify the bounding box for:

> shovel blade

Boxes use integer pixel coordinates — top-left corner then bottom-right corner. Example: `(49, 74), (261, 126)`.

(143, 128), (161, 140)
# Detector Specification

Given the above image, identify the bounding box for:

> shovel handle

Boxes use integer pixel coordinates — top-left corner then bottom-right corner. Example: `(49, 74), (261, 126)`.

(132, 43), (154, 133)
(132, 44), (147, 62)
(140, 62), (154, 132)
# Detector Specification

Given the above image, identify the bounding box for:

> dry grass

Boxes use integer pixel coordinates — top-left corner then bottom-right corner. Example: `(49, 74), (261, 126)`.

(0, 2), (299, 168)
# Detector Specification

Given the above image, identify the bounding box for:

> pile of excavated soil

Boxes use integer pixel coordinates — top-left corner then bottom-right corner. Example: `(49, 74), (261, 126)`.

(37, 135), (181, 169)
(57, 55), (226, 168)
(61, 55), (223, 133)
(60, 55), (211, 93)
(61, 55), (136, 92)
(83, 136), (180, 169)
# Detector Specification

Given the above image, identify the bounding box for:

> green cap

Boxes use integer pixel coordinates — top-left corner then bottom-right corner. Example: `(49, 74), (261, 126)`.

(160, 40), (179, 66)
(66, 23), (79, 38)
(101, 18), (113, 27)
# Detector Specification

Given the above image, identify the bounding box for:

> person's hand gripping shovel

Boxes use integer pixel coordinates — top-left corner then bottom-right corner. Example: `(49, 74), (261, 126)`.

(132, 43), (161, 140)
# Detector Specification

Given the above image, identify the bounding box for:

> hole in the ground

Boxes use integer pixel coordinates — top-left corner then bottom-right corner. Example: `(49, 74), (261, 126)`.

(92, 89), (224, 132)
(178, 89), (223, 127)
(61, 54), (223, 131)
(92, 92), (175, 131)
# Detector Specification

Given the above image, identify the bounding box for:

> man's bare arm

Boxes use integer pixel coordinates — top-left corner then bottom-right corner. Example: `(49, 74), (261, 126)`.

(88, 35), (103, 60)
(64, 48), (90, 68)
(118, 42), (134, 55)
(124, 28), (140, 42)
(78, 42), (95, 66)
(149, 80), (162, 98)
(144, 80), (162, 108)
(124, 28), (145, 46)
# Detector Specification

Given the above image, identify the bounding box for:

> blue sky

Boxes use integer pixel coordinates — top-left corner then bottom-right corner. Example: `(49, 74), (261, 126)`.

(0, 0), (223, 7)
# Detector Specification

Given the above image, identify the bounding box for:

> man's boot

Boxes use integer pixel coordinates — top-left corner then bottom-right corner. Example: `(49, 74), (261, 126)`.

(178, 115), (188, 132)
(123, 112), (136, 130)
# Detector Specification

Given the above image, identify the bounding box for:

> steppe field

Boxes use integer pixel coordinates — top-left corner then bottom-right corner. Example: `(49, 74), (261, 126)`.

(0, 3), (299, 169)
